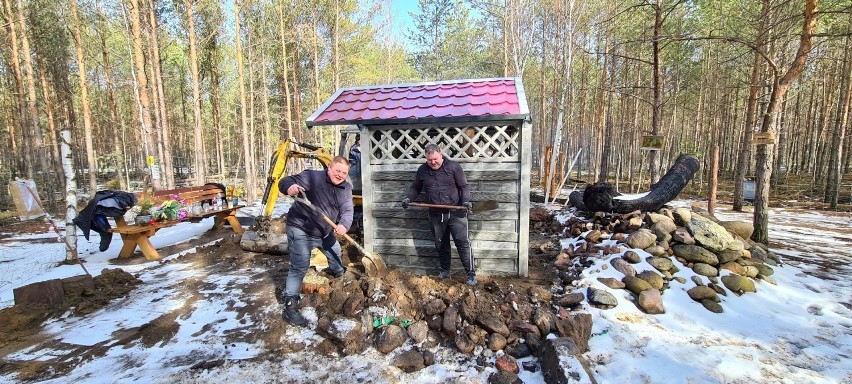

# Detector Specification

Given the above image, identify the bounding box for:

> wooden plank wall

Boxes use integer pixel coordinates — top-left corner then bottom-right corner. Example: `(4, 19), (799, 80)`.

(361, 123), (527, 276)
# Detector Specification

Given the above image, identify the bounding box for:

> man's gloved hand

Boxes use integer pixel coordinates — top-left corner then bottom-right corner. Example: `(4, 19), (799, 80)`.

(401, 198), (411, 209)
(462, 202), (473, 212)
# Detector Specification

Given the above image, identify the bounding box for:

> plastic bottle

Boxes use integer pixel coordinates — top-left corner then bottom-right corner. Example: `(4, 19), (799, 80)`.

(215, 193), (223, 210)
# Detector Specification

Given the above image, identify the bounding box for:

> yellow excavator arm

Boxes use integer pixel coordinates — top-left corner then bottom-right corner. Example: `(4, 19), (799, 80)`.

(260, 139), (334, 217)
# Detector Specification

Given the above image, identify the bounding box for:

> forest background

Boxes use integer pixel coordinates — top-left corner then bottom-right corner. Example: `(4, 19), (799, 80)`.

(1, 0), (850, 241)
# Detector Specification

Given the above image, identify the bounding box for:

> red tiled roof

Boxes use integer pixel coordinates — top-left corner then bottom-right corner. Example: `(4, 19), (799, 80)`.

(306, 78), (528, 127)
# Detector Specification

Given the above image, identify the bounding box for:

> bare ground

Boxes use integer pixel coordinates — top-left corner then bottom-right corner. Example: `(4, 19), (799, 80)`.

(0, 219), (565, 382)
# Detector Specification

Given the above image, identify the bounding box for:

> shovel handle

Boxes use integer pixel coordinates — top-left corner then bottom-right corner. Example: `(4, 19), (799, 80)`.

(407, 202), (465, 210)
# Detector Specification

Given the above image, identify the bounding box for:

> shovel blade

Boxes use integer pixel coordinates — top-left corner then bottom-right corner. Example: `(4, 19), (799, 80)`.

(472, 200), (499, 212)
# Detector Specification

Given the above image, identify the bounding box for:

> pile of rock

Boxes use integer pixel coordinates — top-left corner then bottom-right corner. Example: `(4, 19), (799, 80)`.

(300, 268), (594, 383)
(554, 206), (780, 314)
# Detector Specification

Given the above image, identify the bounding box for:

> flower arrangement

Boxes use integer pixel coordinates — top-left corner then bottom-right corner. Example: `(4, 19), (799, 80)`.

(135, 196), (158, 215)
(154, 194), (188, 222)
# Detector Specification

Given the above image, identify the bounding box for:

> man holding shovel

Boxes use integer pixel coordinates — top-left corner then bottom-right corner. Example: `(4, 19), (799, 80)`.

(278, 156), (353, 326)
(402, 144), (477, 286)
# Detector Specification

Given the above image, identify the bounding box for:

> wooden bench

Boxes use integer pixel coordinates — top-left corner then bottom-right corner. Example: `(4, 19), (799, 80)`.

(109, 185), (245, 261)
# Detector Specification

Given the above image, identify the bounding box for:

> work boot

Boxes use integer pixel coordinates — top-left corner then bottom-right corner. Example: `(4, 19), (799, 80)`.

(327, 268), (346, 279)
(466, 274), (478, 286)
(433, 269), (450, 279)
(282, 295), (308, 326)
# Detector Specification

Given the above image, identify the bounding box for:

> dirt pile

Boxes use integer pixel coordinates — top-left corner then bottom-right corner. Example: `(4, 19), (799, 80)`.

(0, 268), (141, 351)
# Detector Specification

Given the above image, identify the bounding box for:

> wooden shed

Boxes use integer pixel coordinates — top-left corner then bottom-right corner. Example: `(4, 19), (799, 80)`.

(306, 78), (532, 276)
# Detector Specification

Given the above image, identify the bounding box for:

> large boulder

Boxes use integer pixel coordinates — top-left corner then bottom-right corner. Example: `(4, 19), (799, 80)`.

(688, 216), (735, 252)
(672, 244), (719, 265)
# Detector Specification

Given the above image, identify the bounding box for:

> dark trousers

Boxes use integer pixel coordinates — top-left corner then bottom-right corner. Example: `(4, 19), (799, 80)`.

(429, 210), (475, 276)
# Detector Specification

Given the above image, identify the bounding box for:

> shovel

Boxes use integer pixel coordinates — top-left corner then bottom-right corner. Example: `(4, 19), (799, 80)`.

(294, 193), (388, 278)
(406, 200), (499, 213)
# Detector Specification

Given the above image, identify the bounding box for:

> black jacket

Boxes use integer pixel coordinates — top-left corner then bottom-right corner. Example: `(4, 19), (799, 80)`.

(406, 157), (470, 212)
(280, 170), (354, 238)
(73, 190), (137, 251)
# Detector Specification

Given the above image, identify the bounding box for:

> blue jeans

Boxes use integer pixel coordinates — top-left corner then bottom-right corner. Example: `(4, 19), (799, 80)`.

(285, 225), (346, 297)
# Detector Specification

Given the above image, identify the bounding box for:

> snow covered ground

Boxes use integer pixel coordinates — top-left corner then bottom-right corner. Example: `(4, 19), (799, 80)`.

(0, 202), (850, 384)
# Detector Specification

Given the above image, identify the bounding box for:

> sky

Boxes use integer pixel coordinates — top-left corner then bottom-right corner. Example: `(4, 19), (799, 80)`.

(0, 200), (850, 383)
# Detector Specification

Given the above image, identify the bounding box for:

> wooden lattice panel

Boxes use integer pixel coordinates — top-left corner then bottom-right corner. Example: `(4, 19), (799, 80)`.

(368, 124), (520, 163)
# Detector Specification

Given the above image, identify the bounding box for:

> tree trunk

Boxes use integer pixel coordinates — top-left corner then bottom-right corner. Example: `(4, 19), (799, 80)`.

(97, 0), (126, 190)
(235, 0), (256, 201)
(2, 0), (30, 179)
(183, 0), (206, 184)
(37, 56), (64, 202)
(70, 0), (99, 195)
(126, 0), (160, 190)
(825, 36), (851, 208)
(752, 0), (818, 244)
(146, 0), (173, 188)
(15, 0), (48, 185)
(649, 0), (664, 185)
(277, 1), (293, 139)
(578, 154), (700, 214)
(61, 128), (78, 262)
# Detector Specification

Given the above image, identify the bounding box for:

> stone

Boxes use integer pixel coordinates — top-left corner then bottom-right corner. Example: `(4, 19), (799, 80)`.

(423, 298), (447, 315)
(647, 212), (674, 225)
(426, 314), (442, 330)
(374, 324), (407, 354)
(742, 265), (760, 278)
(720, 262), (746, 275)
(528, 286), (553, 302)
(692, 263), (719, 277)
(622, 250), (642, 264)
(691, 275), (704, 286)
(510, 320), (541, 340)
(674, 276), (687, 284)
(586, 287), (618, 308)
(647, 256), (674, 272)
(585, 230), (603, 243)
(392, 348), (426, 373)
(555, 292), (585, 307)
(721, 275), (756, 294)
(627, 229), (657, 250)
(597, 277), (625, 289)
(554, 312), (593, 352)
(636, 270), (665, 290)
(537, 338), (586, 384)
(651, 220), (677, 241)
(709, 282), (727, 296)
(533, 307), (555, 336)
(726, 239), (745, 252)
(525, 332), (543, 352)
(716, 249), (744, 265)
(423, 350), (436, 366)
(638, 288), (665, 314)
(701, 299), (724, 313)
(623, 275), (653, 295)
(755, 264), (775, 276)
(487, 333), (507, 351)
(628, 216), (644, 230)
(455, 332), (475, 354)
(672, 208), (692, 226)
(719, 221), (754, 239)
(672, 244), (719, 265)
(506, 342), (532, 359)
(477, 313), (511, 337)
(687, 286), (719, 302)
(610, 257), (637, 277)
(443, 306), (458, 336)
(644, 245), (667, 257)
(671, 227), (695, 245)
(488, 371), (522, 384)
(688, 216), (734, 252)
(407, 320), (429, 343)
